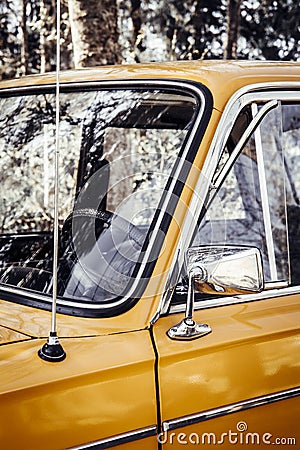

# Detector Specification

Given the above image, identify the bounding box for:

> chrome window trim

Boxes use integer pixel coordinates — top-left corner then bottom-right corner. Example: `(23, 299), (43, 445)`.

(252, 102), (278, 280)
(212, 99), (278, 192)
(67, 425), (157, 450)
(154, 82), (300, 320)
(162, 386), (300, 432)
(0, 80), (208, 313)
(169, 283), (298, 315)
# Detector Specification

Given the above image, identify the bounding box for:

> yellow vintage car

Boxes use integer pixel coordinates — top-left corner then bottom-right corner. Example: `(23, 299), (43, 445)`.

(0, 60), (299, 449)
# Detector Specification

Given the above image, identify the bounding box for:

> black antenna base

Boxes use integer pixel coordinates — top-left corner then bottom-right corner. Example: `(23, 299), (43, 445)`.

(38, 331), (66, 362)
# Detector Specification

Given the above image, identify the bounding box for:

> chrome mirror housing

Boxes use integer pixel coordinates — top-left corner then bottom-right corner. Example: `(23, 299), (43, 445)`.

(167, 245), (264, 341)
(187, 245), (264, 296)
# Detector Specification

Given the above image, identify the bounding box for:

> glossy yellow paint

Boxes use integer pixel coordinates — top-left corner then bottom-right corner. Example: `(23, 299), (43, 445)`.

(153, 295), (300, 442)
(160, 398), (300, 449)
(0, 325), (30, 344)
(1, 60), (300, 112)
(0, 330), (156, 450)
(0, 294), (155, 337)
(108, 437), (158, 450)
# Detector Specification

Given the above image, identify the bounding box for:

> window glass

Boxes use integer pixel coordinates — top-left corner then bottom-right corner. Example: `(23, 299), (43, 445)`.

(191, 102), (288, 286)
(282, 103), (300, 285)
(0, 88), (198, 305)
(0, 94), (76, 233)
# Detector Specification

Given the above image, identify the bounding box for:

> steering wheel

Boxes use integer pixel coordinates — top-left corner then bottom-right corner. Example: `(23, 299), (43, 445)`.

(59, 208), (146, 300)
(61, 208), (145, 248)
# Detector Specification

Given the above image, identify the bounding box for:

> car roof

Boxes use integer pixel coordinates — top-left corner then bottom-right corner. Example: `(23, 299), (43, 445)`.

(1, 60), (300, 111)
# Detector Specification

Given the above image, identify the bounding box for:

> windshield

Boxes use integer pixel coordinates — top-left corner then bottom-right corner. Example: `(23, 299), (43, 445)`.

(0, 86), (199, 309)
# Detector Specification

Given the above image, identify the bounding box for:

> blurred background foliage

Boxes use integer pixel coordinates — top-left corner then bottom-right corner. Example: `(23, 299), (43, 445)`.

(1, 0), (299, 80)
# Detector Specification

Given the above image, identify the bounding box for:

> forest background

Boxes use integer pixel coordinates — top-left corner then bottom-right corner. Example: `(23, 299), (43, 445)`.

(1, 0), (300, 80)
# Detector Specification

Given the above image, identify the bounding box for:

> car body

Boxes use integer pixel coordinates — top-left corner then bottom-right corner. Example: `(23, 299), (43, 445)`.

(0, 60), (299, 449)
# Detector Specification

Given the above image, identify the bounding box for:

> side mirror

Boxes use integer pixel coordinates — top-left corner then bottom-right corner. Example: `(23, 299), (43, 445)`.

(167, 245), (264, 341)
(187, 245), (264, 295)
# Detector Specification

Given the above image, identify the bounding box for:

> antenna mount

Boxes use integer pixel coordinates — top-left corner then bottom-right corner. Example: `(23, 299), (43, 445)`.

(38, 332), (66, 362)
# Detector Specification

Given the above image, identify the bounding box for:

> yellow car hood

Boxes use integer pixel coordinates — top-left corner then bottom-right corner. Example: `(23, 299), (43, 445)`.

(0, 324), (31, 345)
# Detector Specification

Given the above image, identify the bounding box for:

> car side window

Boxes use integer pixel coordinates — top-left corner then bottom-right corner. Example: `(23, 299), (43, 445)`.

(173, 100), (291, 304)
(197, 102), (288, 282)
(282, 103), (300, 285)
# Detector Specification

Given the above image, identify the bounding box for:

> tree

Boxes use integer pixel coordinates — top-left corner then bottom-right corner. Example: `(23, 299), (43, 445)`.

(118, 0), (226, 62)
(166, 0), (226, 60)
(38, 0), (72, 72)
(20, 0), (29, 75)
(239, 0), (300, 60)
(68, 0), (121, 67)
(224, 0), (241, 59)
(39, 0), (55, 73)
(0, 0), (22, 79)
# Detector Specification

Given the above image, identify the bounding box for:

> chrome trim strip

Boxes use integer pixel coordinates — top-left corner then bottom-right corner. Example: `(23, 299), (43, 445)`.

(155, 82), (300, 319)
(67, 425), (157, 450)
(0, 80), (207, 313)
(252, 102), (278, 280)
(169, 283), (299, 315)
(203, 99), (279, 229)
(213, 99), (278, 192)
(162, 387), (300, 432)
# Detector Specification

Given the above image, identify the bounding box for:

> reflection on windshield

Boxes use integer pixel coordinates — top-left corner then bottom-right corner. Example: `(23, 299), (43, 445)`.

(0, 88), (198, 305)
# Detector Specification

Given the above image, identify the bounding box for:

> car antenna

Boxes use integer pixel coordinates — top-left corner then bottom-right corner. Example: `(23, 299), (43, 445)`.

(38, 0), (66, 362)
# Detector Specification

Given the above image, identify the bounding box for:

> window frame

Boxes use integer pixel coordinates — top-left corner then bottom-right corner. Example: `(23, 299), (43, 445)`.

(0, 79), (212, 318)
(156, 83), (300, 319)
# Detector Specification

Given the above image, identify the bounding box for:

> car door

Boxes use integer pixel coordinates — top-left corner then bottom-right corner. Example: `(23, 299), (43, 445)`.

(153, 88), (300, 448)
(0, 328), (158, 450)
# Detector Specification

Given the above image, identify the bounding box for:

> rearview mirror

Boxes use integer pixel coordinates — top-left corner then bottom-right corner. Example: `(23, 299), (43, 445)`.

(167, 245), (264, 341)
(186, 245), (264, 295)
